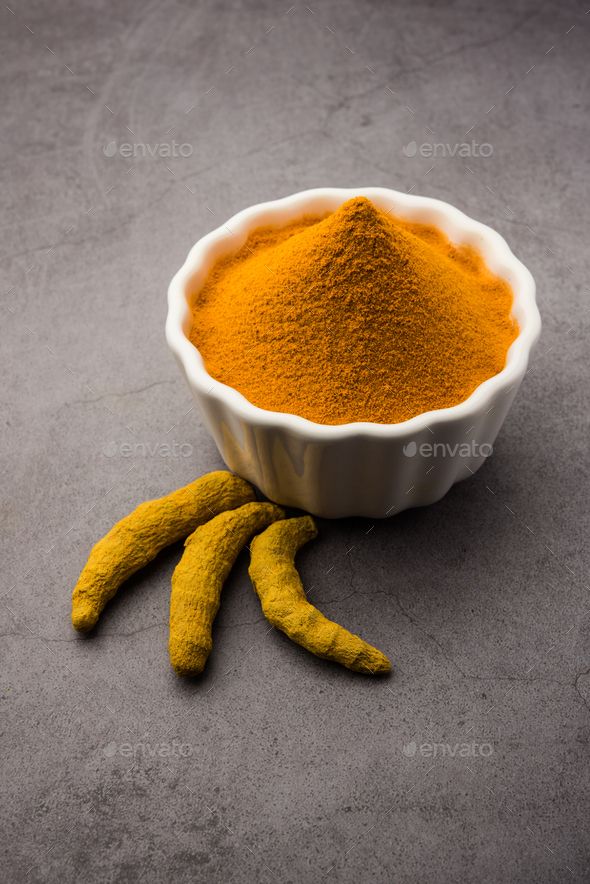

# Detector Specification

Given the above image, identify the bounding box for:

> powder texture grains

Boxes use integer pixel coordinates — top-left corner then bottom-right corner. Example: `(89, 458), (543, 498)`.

(190, 197), (518, 425)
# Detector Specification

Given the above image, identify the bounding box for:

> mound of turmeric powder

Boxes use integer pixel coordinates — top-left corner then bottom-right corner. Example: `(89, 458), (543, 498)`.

(190, 197), (517, 425)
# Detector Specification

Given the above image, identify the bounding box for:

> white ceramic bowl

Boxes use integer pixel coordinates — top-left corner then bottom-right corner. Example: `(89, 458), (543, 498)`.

(166, 187), (540, 518)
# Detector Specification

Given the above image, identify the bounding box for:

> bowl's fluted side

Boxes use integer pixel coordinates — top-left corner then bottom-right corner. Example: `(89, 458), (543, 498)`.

(177, 370), (522, 518)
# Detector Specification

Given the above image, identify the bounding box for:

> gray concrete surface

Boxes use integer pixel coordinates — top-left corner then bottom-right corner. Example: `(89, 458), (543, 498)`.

(1, 0), (589, 881)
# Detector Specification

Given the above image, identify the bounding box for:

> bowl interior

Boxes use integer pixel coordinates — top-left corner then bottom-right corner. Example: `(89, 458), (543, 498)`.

(167, 187), (540, 436)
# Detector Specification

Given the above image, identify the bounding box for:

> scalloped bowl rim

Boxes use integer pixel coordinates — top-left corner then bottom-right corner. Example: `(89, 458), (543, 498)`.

(166, 187), (540, 440)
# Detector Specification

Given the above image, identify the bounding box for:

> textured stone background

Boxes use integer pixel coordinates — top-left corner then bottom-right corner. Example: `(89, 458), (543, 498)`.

(1, 1), (589, 882)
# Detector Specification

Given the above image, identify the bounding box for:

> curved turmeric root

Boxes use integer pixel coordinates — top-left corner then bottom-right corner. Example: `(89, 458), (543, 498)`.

(169, 502), (285, 676)
(72, 471), (255, 632)
(249, 516), (391, 675)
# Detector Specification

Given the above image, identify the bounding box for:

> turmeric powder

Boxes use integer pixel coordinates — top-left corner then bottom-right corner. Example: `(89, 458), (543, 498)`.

(249, 516), (391, 675)
(72, 471), (255, 631)
(191, 197), (517, 425)
(169, 502), (284, 675)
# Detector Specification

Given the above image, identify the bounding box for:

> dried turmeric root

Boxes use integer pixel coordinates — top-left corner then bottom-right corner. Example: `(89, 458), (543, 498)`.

(169, 502), (285, 676)
(72, 471), (255, 632)
(249, 516), (391, 675)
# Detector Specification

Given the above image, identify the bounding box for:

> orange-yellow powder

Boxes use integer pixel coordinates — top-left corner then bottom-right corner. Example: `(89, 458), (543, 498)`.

(190, 197), (518, 425)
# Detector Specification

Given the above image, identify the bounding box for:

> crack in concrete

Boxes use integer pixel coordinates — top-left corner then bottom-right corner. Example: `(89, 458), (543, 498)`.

(67, 379), (176, 406)
(380, 594), (588, 701)
(0, 612), (270, 645)
(573, 667), (590, 712)
(0, 621), (168, 643)
(393, 9), (541, 81)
